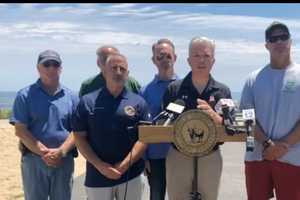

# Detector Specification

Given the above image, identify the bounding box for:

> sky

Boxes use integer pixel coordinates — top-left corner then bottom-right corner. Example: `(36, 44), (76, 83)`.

(1, 3), (300, 92)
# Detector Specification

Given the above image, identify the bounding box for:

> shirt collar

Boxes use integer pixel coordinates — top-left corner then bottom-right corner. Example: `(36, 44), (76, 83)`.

(36, 79), (64, 95)
(181, 71), (218, 92)
(103, 86), (128, 100)
(153, 73), (178, 84)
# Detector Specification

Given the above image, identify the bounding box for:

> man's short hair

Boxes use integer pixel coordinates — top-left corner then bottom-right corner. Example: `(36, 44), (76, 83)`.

(96, 45), (119, 56)
(152, 38), (175, 54)
(105, 53), (128, 67)
(189, 37), (215, 54)
(265, 21), (290, 42)
(96, 45), (119, 66)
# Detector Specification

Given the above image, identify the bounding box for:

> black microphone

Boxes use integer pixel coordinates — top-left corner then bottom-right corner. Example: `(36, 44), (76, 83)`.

(152, 110), (168, 124)
(222, 105), (234, 126)
(214, 98), (236, 126)
(163, 99), (186, 126)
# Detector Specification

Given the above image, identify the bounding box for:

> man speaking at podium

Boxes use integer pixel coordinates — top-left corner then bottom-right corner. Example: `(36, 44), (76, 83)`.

(162, 37), (232, 200)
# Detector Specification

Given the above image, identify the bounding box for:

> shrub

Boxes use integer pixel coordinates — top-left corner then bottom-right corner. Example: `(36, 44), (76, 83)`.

(0, 108), (11, 119)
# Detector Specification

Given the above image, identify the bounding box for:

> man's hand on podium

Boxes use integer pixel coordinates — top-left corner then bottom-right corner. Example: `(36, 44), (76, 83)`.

(196, 99), (222, 125)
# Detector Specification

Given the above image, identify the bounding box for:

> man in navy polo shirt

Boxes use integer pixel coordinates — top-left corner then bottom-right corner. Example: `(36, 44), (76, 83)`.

(162, 37), (232, 200)
(10, 50), (79, 200)
(141, 38), (178, 200)
(73, 53), (150, 200)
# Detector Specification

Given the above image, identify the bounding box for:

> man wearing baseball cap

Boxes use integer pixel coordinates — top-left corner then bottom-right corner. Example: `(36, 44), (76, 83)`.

(10, 50), (79, 200)
(240, 21), (300, 199)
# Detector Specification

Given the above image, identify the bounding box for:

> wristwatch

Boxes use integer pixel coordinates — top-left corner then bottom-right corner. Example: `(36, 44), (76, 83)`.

(262, 139), (273, 149)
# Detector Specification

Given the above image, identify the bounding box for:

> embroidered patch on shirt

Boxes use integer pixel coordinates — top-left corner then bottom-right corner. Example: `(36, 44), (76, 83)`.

(283, 80), (297, 93)
(124, 105), (136, 116)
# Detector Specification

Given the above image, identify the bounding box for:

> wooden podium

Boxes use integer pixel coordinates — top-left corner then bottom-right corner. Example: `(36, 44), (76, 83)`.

(139, 109), (252, 157)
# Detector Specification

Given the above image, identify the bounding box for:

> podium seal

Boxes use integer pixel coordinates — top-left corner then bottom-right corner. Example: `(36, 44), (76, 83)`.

(173, 109), (218, 157)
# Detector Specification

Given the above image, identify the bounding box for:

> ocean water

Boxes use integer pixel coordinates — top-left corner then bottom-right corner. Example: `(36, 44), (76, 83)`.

(0, 91), (241, 110)
(0, 92), (16, 109)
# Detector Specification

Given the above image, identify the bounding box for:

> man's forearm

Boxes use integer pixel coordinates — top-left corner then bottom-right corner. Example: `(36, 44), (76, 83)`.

(73, 132), (103, 167)
(120, 141), (147, 168)
(254, 122), (268, 143)
(282, 120), (300, 146)
(58, 133), (75, 156)
(15, 123), (48, 155)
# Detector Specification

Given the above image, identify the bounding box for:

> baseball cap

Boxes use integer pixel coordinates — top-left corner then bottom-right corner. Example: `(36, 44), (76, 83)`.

(265, 21), (290, 42)
(37, 50), (62, 65)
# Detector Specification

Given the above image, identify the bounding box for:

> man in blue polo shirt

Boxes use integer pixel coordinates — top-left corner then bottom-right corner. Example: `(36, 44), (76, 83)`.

(141, 38), (178, 200)
(73, 53), (150, 200)
(10, 50), (79, 200)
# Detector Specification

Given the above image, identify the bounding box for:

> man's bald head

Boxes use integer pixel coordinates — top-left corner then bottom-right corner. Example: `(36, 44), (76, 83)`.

(96, 45), (119, 70)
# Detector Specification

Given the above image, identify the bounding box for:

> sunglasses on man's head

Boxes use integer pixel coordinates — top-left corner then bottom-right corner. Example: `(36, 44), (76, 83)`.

(268, 34), (290, 43)
(43, 61), (61, 68)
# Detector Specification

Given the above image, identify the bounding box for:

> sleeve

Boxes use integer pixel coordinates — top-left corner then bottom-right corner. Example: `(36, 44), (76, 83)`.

(9, 91), (30, 126)
(72, 98), (89, 134)
(161, 84), (173, 111)
(239, 77), (255, 110)
(139, 99), (151, 160)
(78, 83), (86, 98)
(127, 76), (141, 95)
(140, 99), (152, 122)
(225, 86), (232, 99)
(68, 93), (80, 132)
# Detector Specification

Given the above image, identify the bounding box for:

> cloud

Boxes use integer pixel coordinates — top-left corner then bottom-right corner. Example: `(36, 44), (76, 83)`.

(109, 3), (138, 9)
(42, 5), (97, 15)
(0, 3), (8, 8)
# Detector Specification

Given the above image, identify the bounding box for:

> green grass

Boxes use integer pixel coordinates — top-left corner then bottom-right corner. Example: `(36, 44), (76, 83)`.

(0, 108), (11, 119)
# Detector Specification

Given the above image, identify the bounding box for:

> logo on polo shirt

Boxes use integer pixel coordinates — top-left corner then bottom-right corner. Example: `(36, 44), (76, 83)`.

(283, 80), (297, 93)
(124, 105), (136, 116)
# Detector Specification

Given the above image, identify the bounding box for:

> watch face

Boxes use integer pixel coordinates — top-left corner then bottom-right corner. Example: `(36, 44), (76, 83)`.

(173, 109), (217, 157)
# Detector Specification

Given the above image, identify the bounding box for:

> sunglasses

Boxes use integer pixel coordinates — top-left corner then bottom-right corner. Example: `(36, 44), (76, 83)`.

(268, 34), (290, 43)
(43, 61), (61, 68)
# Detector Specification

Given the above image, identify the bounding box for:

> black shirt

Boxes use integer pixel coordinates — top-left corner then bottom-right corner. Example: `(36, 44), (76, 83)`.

(162, 72), (232, 151)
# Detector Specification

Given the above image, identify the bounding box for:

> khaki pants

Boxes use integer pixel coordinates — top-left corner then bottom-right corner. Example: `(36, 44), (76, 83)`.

(85, 175), (143, 200)
(166, 147), (222, 200)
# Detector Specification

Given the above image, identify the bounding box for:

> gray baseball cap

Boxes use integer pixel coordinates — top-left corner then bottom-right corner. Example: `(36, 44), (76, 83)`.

(37, 50), (62, 65)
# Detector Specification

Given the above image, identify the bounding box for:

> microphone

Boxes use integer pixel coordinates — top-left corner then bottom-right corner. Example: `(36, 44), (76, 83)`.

(242, 109), (255, 152)
(163, 99), (186, 126)
(214, 98), (236, 126)
(152, 110), (168, 124)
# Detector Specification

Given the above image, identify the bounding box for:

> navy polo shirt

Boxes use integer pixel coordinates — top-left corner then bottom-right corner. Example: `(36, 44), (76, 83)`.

(73, 87), (151, 187)
(162, 72), (232, 150)
(10, 79), (79, 148)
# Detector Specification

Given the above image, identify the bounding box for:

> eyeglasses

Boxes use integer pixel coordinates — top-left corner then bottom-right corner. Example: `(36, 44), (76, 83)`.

(268, 34), (290, 43)
(43, 61), (61, 68)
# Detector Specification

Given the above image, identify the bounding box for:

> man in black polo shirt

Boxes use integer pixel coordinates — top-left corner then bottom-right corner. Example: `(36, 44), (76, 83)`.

(73, 53), (150, 200)
(162, 37), (232, 200)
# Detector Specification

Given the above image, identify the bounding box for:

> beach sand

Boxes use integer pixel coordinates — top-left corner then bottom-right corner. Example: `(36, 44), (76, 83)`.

(0, 119), (247, 200)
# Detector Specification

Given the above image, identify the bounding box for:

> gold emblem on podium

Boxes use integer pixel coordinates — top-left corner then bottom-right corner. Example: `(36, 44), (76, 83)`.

(173, 110), (218, 157)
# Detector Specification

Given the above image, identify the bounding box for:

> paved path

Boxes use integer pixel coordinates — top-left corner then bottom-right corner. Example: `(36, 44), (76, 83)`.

(72, 143), (247, 200)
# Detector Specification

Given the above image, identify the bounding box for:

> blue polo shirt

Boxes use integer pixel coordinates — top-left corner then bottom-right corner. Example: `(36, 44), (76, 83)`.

(73, 87), (151, 187)
(9, 79), (79, 148)
(141, 74), (178, 159)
